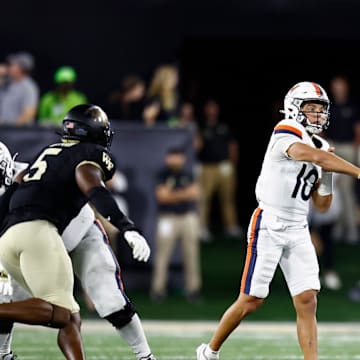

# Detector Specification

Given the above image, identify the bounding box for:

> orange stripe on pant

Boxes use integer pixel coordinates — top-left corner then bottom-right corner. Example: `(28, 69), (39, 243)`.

(240, 208), (262, 294)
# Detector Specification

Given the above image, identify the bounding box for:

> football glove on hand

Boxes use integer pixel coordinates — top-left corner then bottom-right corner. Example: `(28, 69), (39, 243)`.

(124, 230), (151, 262)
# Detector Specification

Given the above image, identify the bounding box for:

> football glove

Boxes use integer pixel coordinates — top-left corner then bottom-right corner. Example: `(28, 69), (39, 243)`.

(124, 230), (151, 262)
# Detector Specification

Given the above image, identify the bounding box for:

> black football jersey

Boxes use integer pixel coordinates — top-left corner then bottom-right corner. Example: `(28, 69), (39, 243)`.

(4, 141), (116, 233)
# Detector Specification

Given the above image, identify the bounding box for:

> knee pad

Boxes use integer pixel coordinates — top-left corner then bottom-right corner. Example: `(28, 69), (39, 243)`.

(104, 302), (136, 328)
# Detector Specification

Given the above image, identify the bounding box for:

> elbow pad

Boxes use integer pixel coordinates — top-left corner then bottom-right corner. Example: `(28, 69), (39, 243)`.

(87, 186), (138, 235)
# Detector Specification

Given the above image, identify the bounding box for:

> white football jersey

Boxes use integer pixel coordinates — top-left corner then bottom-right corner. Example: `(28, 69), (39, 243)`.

(255, 119), (329, 222)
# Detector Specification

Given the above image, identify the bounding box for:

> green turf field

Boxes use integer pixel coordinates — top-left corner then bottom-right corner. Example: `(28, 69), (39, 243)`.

(11, 234), (360, 359)
(110, 237), (360, 324)
(11, 320), (360, 359)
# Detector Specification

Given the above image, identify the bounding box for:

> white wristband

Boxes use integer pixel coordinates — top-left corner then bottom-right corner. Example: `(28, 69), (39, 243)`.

(317, 172), (333, 196)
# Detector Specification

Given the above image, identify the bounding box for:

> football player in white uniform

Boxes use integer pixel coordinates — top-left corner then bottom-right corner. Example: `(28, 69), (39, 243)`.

(197, 81), (360, 360)
(0, 141), (156, 360)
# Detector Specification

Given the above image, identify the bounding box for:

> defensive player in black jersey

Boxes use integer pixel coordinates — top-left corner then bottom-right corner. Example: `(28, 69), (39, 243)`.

(0, 104), (151, 360)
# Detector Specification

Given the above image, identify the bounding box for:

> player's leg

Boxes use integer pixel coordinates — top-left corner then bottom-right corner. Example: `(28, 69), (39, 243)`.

(0, 319), (14, 360)
(198, 208), (282, 359)
(70, 219), (156, 360)
(57, 312), (84, 360)
(0, 223), (72, 326)
(280, 226), (320, 360)
(0, 264), (36, 358)
(0, 278), (85, 360)
(0, 266), (15, 359)
(209, 293), (264, 348)
(0, 265), (30, 359)
(0, 221), (85, 360)
(292, 290), (318, 360)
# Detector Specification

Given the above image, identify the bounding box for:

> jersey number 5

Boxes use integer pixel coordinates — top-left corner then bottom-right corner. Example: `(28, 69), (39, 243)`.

(23, 148), (62, 182)
(291, 164), (319, 201)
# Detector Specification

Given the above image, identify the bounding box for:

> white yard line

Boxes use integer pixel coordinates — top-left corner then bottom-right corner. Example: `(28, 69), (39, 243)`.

(14, 319), (360, 334)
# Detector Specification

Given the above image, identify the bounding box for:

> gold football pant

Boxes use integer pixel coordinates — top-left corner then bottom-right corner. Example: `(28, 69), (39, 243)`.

(0, 220), (79, 313)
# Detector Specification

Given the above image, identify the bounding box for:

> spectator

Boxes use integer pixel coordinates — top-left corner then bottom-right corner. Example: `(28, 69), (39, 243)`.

(106, 75), (148, 121)
(0, 63), (9, 91)
(177, 101), (198, 132)
(38, 66), (88, 126)
(177, 101), (202, 153)
(144, 64), (180, 127)
(0, 51), (39, 126)
(150, 147), (202, 304)
(0, 63), (9, 117)
(324, 74), (360, 244)
(197, 98), (242, 241)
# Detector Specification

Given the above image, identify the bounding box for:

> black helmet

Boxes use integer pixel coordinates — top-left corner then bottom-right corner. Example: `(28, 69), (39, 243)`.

(61, 104), (114, 148)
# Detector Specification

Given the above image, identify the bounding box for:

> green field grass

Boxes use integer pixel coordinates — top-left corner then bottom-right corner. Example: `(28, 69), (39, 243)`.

(116, 237), (360, 322)
(11, 320), (360, 359)
(12, 234), (360, 359)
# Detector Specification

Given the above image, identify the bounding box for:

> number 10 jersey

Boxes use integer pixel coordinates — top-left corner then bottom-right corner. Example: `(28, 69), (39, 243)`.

(255, 119), (329, 222)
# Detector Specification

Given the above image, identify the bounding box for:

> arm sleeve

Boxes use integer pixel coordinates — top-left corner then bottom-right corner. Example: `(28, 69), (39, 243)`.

(87, 186), (139, 235)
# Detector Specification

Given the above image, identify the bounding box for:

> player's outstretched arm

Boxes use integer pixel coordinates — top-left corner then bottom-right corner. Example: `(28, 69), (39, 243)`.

(288, 142), (360, 178)
(76, 164), (150, 262)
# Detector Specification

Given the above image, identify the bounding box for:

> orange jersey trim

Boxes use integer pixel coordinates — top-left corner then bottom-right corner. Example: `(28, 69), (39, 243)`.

(274, 124), (302, 139)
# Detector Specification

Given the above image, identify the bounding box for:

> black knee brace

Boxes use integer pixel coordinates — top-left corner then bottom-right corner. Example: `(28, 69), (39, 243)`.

(104, 302), (136, 328)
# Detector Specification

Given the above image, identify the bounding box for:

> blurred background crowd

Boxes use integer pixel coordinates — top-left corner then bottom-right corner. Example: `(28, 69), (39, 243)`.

(0, 50), (244, 305)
